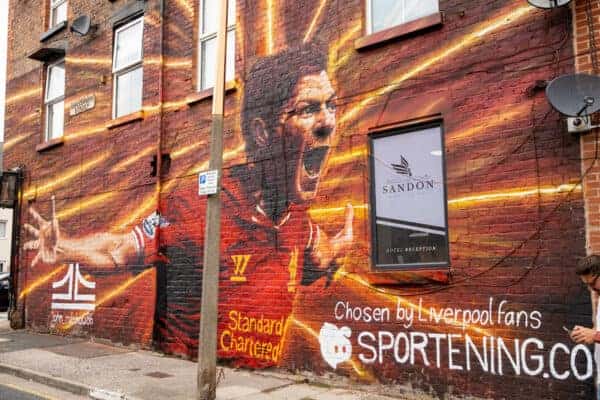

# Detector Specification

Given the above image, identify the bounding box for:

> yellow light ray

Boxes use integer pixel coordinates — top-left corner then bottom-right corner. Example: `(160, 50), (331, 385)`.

(56, 192), (116, 220)
(6, 87), (41, 105)
(19, 112), (39, 124)
(328, 24), (361, 72)
(65, 56), (111, 66)
(142, 97), (191, 114)
(335, 24), (362, 53)
(61, 268), (154, 330)
(110, 146), (155, 173)
(190, 143), (245, 174)
(319, 175), (363, 187)
(309, 203), (368, 219)
(448, 103), (530, 143)
(114, 188), (159, 231)
(448, 184), (582, 207)
(24, 153), (110, 198)
(144, 13), (161, 28)
(339, 6), (533, 126)
(144, 56), (192, 68)
(331, 52), (353, 73)
(303, 0), (328, 43)
(266, 0), (274, 55)
(164, 58), (193, 69)
(18, 265), (67, 300)
(64, 125), (107, 142)
(171, 141), (207, 159)
(291, 318), (370, 378)
(327, 147), (368, 167)
(173, 0), (194, 20)
(68, 53), (188, 72)
(4, 132), (34, 151)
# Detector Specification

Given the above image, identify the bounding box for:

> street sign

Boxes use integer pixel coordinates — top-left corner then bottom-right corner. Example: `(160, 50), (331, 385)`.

(69, 95), (96, 116)
(198, 170), (219, 195)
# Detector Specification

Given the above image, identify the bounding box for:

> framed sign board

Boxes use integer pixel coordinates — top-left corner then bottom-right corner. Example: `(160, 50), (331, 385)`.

(369, 124), (450, 270)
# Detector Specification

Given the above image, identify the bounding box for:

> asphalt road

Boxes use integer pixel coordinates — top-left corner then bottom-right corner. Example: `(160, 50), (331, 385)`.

(0, 374), (85, 400)
(0, 383), (51, 400)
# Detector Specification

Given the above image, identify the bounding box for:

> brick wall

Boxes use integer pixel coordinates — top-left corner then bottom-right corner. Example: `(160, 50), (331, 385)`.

(574, 1), (600, 255)
(4, 0), (592, 398)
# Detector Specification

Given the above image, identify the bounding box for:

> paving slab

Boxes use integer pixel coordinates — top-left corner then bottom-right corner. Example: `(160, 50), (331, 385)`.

(0, 331), (85, 353)
(45, 341), (132, 359)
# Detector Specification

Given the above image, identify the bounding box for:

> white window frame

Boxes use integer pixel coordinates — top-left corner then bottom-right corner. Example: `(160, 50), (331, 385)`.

(366, 0), (439, 35)
(44, 59), (65, 141)
(197, 0), (236, 91)
(112, 17), (145, 119)
(49, 0), (68, 28)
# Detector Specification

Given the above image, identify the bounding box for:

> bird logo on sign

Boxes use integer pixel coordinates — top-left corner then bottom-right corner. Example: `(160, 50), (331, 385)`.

(390, 156), (412, 177)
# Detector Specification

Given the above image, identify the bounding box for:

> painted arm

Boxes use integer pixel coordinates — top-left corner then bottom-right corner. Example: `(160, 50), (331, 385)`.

(23, 197), (137, 269)
(302, 203), (353, 285)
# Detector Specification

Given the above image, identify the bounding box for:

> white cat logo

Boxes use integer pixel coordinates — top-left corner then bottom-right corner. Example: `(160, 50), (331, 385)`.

(319, 322), (352, 369)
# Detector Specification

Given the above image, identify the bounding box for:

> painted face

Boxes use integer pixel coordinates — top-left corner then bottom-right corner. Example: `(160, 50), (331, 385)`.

(581, 273), (600, 294)
(282, 70), (337, 203)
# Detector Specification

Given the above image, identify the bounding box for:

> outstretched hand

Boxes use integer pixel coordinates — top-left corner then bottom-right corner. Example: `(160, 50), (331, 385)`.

(24, 196), (62, 267)
(309, 203), (354, 270)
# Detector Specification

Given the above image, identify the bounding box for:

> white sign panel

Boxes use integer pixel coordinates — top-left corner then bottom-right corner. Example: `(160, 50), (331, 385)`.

(69, 95), (96, 116)
(198, 170), (219, 195)
(370, 126), (449, 269)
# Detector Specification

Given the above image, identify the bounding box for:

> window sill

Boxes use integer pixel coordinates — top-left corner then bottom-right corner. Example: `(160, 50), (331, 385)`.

(186, 81), (238, 106)
(362, 268), (450, 285)
(36, 137), (64, 152)
(355, 13), (443, 51)
(40, 21), (68, 42)
(106, 111), (144, 129)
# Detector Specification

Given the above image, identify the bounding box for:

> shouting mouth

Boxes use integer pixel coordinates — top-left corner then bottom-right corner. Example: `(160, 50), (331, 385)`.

(298, 146), (329, 197)
(303, 146), (329, 179)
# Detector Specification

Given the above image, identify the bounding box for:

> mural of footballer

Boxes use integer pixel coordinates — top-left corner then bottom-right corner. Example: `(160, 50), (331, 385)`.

(23, 43), (353, 367)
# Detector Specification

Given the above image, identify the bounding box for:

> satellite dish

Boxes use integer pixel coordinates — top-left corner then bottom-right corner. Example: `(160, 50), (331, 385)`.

(527, 0), (571, 8)
(70, 15), (92, 36)
(546, 74), (600, 117)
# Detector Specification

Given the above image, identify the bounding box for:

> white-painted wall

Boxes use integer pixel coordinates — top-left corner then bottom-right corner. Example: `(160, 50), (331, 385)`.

(0, 208), (13, 273)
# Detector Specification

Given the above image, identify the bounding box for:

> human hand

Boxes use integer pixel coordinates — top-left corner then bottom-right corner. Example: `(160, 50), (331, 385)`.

(570, 325), (596, 345)
(309, 203), (354, 270)
(23, 196), (62, 267)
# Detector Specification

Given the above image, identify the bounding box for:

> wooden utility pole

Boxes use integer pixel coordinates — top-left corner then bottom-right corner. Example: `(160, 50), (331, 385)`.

(197, 1), (228, 399)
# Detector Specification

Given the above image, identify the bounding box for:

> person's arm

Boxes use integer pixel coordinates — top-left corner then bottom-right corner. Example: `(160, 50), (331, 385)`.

(592, 287), (598, 330)
(571, 288), (600, 345)
(23, 197), (138, 269)
(59, 232), (138, 268)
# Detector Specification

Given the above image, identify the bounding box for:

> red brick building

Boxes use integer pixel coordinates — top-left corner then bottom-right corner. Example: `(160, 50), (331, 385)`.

(3, 0), (595, 398)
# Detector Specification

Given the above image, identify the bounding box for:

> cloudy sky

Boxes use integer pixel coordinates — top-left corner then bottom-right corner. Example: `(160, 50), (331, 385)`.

(0, 1), (8, 142)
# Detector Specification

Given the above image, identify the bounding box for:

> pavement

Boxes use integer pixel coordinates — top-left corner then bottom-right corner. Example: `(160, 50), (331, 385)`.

(0, 317), (404, 400)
